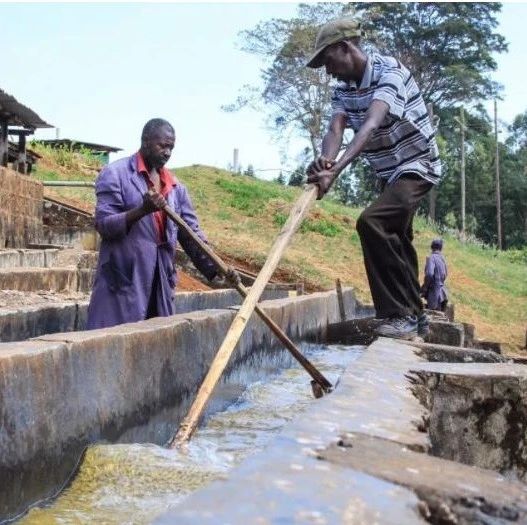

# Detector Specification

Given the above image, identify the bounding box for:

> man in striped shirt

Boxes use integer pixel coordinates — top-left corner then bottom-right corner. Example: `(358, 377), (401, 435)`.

(306, 18), (442, 340)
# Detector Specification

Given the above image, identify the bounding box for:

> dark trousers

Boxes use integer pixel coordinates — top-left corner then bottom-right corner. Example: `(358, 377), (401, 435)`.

(356, 174), (433, 318)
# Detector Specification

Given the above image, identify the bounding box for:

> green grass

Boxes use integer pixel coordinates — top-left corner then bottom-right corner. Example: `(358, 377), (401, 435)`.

(173, 165), (526, 350)
(28, 155), (527, 350)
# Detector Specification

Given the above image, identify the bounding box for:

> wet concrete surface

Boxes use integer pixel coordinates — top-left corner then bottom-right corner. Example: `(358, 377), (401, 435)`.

(19, 343), (362, 525)
(157, 338), (527, 525)
(0, 289), (358, 521)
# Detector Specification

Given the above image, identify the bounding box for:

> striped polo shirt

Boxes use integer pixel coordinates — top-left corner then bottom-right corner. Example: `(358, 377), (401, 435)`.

(332, 53), (442, 185)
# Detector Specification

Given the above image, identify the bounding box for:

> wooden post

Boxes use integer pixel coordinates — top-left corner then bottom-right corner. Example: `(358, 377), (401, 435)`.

(494, 100), (503, 249)
(17, 133), (27, 174)
(232, 148), (239, 174)
(169, 185), (319, 447)
(336, 278), (346, 322)
(0, 120), (8, 167)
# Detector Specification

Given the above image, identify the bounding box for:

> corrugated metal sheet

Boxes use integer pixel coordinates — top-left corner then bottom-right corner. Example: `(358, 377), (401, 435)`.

(37, 139), (122, 153)
(0, 88), (52, 129)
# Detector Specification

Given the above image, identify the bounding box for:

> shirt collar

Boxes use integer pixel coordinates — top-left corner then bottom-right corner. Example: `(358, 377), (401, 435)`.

(135, 152), (175, 193)
(348, 55), (373, 90)
(136, 151), (148, 174)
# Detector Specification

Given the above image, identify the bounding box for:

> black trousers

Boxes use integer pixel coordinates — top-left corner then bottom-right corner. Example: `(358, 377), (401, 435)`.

(356, 174), (433, 319)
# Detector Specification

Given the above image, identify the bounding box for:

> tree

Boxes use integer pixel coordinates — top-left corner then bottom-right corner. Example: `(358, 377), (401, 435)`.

(288, 166), (305, 187)
(244, 164), (255, 177)
(356, 3), (507, 108)
(227, 3), (507, 159)
(425, 105), (527, 249)
(275, 171), (286, 185)
(508, 110), (527, 150)
(224, 3), (355, 157)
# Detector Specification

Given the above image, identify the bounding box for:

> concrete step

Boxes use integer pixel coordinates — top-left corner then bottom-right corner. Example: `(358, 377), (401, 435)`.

(319, 433), (527, 524)
(0, 267), (94, 293)
(326, 315), (475, 349)
(0, 249), (59, 269)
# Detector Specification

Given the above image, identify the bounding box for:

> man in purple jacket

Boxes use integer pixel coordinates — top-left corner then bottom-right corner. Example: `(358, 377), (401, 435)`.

(421, 238), (448, 312)
(87, 118), (218, 329)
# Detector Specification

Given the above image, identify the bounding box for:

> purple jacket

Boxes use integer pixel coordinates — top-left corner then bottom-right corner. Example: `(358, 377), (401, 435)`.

(87, 154), (216, 329)
(422, 251), (448, 310)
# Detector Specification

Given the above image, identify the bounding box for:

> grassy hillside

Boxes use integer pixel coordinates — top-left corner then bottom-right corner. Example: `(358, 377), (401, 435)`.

(32, 149), (526, 351)
(175, 165), (526, 352)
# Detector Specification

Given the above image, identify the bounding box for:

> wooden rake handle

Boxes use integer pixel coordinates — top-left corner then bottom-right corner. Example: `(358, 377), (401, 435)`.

(162, 197), (332, 391)
(168, 185), (325, 447)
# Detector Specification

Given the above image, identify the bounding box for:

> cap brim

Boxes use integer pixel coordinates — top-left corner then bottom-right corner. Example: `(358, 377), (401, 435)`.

(306, 46), (327, 68)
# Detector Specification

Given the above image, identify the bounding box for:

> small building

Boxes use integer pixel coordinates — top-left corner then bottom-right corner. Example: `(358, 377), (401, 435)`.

(0, 88), (52, 174)
(36, 139), (122, 165)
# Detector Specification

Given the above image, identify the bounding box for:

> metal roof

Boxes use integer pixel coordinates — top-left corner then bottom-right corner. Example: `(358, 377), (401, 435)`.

(0, 88), (52, 129)
(37, 139), (122, 153)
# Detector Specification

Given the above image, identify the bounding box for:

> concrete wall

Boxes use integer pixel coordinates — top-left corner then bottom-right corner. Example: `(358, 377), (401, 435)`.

(0, 167), (43, 248)
(0, 288), (357, 521)
(0, 302), (84, 342)
(173, 288), (289, 315)
(0, 289), (291, 343)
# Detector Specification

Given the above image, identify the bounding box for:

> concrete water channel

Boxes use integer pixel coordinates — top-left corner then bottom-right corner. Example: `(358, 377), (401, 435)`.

(0, 286), (363, 523)
(3, 277), (527, 524)
(20, 343), (363, 524)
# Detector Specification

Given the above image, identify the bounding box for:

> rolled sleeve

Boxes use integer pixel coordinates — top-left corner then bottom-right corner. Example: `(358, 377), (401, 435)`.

(94, 166), (128, 240)
(372, 66), (407, 120)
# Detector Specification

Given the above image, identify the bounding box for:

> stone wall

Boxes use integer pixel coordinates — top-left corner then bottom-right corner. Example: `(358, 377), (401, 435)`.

(0, 167), (43, 248)
(0, 288), (357, 521)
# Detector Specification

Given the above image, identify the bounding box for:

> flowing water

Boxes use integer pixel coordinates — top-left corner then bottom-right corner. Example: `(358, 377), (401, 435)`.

(20, 343), (362, 525)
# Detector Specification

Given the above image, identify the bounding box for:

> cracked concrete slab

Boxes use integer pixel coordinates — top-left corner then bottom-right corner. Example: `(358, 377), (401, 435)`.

(156, 338), (527, 525)
(319, 433), (527, 523)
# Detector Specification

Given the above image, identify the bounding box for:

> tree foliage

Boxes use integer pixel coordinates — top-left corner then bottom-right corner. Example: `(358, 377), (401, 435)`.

(356, 2), (508, 107)
(275, 171), (286, 185)
(229, 2), (506, 156)
(229, 3), (527, 247)
(225, 3), (355, 156)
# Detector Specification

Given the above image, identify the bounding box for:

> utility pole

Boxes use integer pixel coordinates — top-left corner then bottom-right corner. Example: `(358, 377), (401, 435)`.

(460, 107), (466, 239)
(494, 100), (503, 250)
(426, 103), (437, 222)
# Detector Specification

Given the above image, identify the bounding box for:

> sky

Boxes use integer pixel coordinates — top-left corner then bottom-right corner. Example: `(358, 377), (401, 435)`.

(1, 2), (526, 178)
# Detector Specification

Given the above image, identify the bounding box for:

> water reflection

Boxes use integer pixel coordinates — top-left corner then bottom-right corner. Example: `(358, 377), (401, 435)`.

(21, 344), (362, 525)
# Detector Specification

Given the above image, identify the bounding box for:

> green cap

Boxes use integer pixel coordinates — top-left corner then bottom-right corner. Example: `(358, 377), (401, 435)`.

(306, 17), (363, 69)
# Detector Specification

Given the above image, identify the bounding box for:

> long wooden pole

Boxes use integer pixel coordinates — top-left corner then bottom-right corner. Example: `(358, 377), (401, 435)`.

(162, 202), (332, 393)
(168, 185), (319, 447)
